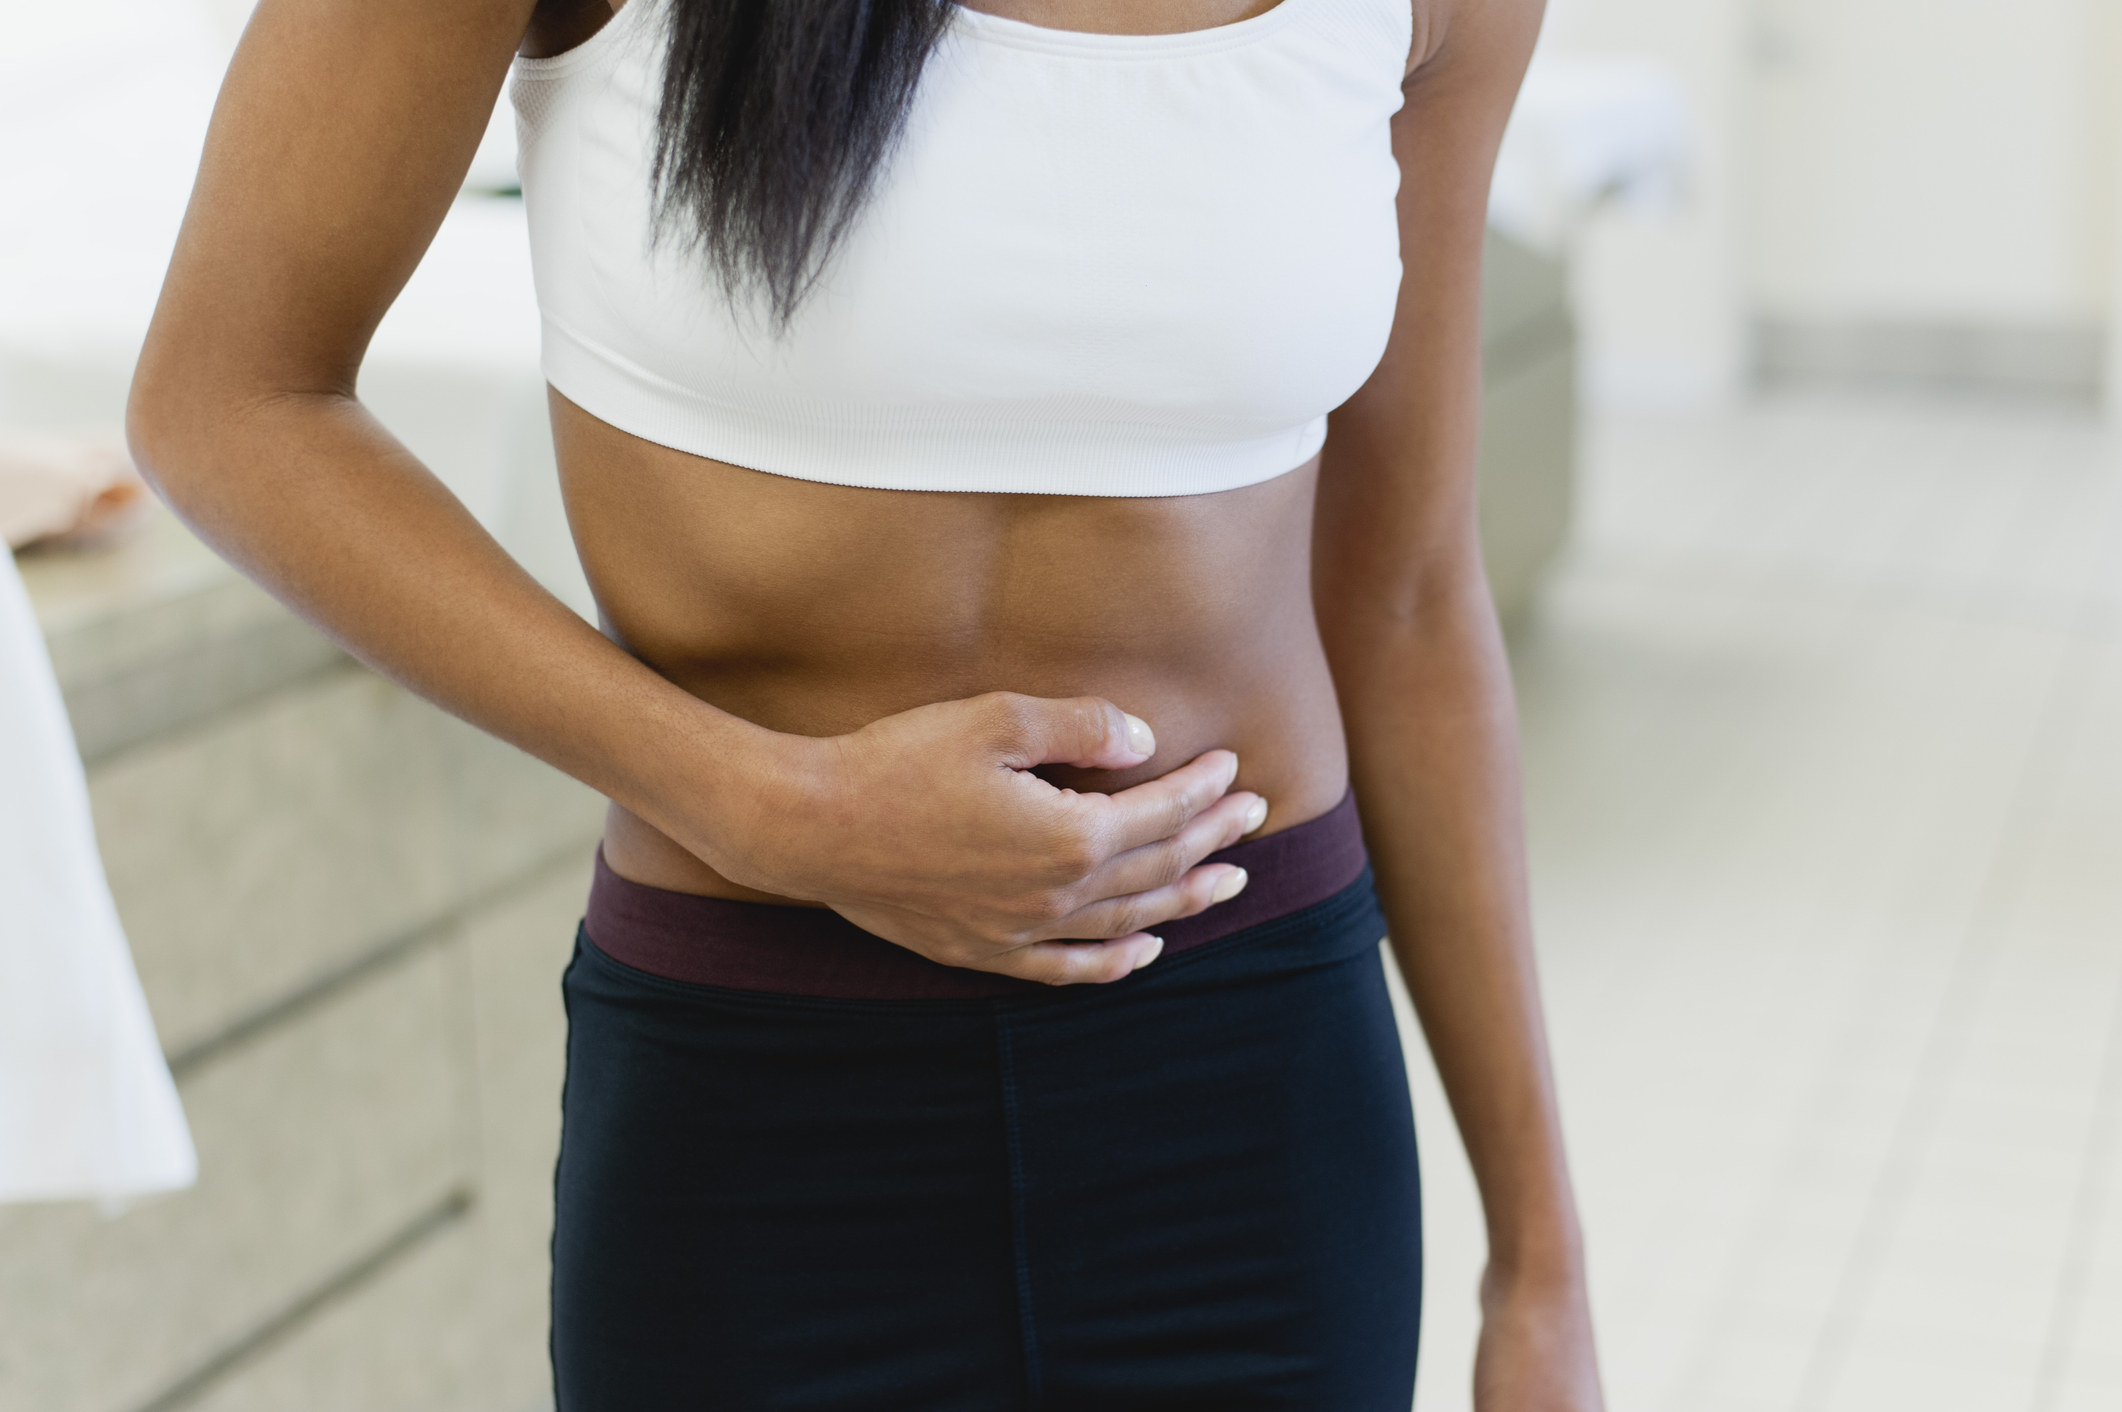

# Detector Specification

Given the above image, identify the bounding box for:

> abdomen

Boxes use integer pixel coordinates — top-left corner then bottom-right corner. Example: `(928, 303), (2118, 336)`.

(554, 393), (1351, 900)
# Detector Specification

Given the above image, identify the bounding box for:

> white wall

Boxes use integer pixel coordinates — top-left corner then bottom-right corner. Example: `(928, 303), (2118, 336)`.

(1549, 0), (2122, 405)
(191, 0), (254, 51)
(1537, 0), (1752, 406)
(1746, 0), (2119, 327)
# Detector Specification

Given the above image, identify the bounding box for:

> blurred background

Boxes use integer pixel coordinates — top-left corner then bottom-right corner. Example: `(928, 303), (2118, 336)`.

(1, 0), (2118, 1410)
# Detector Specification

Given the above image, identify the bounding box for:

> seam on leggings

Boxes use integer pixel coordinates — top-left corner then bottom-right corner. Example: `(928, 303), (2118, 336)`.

(995, 1016), (1043, 1409)
(551, 944), (581, 1411)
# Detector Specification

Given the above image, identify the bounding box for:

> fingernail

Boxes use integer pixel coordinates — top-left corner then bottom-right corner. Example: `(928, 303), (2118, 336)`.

(1122, 712), (1155, 757)
(1243, 798), (1269, 833)
(1211, 868), (1249, 904)
(1133, 936), (1165, 971)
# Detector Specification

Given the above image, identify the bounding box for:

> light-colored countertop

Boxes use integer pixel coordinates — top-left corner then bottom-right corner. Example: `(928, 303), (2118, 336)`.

(18, 509), (345, 765)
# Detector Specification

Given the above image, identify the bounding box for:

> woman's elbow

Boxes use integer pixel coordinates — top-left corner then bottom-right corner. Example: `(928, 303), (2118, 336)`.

(123, 317), (230, 503)
(125, 368), (182, 503)
(124, 324), (308, 506)
(1317, 537), (1495, 639)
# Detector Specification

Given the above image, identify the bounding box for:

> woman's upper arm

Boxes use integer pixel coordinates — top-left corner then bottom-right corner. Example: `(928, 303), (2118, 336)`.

(1315, 0), (1545, 628)
(132, 0), (537, 446)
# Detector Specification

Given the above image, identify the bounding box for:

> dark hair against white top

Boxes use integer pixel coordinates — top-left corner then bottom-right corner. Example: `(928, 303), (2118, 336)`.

(651, 0), (955, 324)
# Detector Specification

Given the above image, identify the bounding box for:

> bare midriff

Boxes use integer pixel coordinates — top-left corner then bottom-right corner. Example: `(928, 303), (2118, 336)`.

(552, 393), (1352, 905)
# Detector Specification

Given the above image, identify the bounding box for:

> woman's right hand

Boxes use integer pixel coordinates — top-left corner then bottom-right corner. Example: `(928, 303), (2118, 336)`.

(690, 692), (1269, 985)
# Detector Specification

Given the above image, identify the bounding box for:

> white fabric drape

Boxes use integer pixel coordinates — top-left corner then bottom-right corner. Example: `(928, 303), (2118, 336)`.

(0, 549), (195, 1204)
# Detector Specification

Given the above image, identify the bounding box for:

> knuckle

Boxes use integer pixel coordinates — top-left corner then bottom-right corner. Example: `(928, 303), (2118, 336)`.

(955, 925), (1024, 968)
(1034, 953), (1080, 987)
(1062, 948), (1120, 987)
(1072, 695), (1118, 740)
(1047, 814), (1104, 877)
(1150, 844), (1190, 890)
(1103, 899), (1146, 938)
(1037, 854), (1080, 889)
(1166, 786), (1202, 833)
(1026, 889), (1073, 925)
(1155, 880), (1200, 921)
(934, 941), (981, 970)
(1037, 848), (1085, 889)
(980, 691), (1035, 739)
(985, 946), (1035, 978)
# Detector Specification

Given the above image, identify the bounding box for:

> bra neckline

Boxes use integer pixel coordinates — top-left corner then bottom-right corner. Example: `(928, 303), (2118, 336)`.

(948, 0), (1316, 59)
(517, 0), (1321, 74)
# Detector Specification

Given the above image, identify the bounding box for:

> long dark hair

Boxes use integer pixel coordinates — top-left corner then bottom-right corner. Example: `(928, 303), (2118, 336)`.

(651, 0), (954, 323)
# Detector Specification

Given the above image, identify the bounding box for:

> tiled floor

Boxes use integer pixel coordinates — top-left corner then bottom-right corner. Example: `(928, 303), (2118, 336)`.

(1403, 393), (2122, 1412)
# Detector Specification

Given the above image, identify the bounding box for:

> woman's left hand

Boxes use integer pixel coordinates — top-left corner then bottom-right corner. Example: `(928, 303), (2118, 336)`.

(1471, 1267), (1606, 1411)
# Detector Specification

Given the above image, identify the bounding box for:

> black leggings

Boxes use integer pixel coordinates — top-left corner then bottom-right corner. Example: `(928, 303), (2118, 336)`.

(551, 873), (1422, 1410)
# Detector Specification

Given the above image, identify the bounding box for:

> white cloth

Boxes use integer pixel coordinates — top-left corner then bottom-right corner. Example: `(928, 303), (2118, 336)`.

(1489, 52), (1693, 253)
(0, 549), (195, 1204)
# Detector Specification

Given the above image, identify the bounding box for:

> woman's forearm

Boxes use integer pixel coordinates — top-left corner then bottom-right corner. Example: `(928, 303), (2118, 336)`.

(1327, 562), (1583, 1283)
(125, 381), (785, 874)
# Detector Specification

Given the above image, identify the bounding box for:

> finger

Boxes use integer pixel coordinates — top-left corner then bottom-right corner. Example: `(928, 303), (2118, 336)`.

(996, 933), (1167, 986)
(1040, 861), (1249, 943)
(1085, 748), (1241, 855)
(1072, 789), (1266, 901)
(987, 693), (1156, 771)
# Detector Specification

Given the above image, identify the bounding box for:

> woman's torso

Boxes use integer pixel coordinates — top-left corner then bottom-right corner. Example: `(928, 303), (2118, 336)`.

(518, 0), (1411, 903)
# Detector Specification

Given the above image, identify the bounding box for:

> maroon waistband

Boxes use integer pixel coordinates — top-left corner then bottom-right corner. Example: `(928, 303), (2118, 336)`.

(583, 790), (1368, 1000)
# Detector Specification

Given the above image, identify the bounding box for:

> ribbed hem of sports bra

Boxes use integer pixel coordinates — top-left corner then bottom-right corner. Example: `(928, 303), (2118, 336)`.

(539, 315), (1330, 498)
(512, 0), (1322, 75)
(947, 0), (1317, 58)
(511, 0), (655, 79)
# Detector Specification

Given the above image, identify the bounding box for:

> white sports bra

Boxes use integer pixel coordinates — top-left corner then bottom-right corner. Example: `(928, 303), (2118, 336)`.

(511, 0), (1411, 497)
